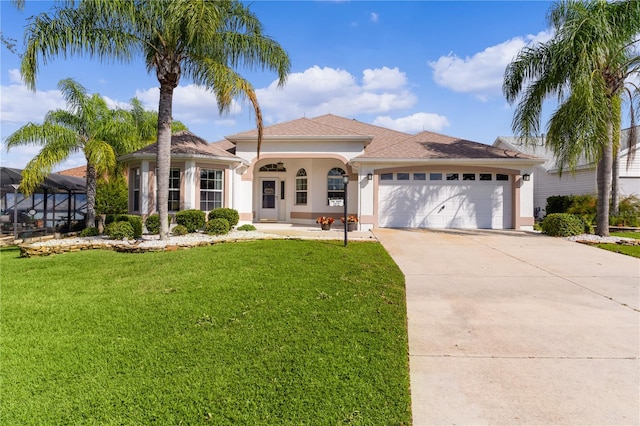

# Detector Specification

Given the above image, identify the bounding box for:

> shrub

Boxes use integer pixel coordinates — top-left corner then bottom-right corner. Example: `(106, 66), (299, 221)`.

(237, 224), (257, 231)
(610, 195), (640, 227)
(80, 227), (100, 237)
(208, 208), (239, 228)
(171, 224), (189, 236)
(206, 218), (230, 235)
(175, 209), (206, 233)
(95, 177), (128, 215)
(105, 221), (135, 240)
(145, 214), (160, 234)
(540, 213), (585, 237)
(566, 195), (597, 215)
(105, 214), (142, 238)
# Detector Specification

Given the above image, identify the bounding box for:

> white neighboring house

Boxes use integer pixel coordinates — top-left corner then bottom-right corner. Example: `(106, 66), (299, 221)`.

(120, 114), (544, 231)
(494, 127), (640, 218)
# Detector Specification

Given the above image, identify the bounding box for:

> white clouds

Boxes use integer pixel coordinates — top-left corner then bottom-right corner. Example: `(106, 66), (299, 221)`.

(0, 71), (65, 125)
(430, 30), (553, 100)
(134, 84), (241, 126)
(256, 65), (418, 123)
(373, 112), (450, 133)
(370, 12), (379, 23)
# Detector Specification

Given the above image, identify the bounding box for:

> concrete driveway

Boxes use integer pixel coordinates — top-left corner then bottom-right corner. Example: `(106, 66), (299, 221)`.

(374, 228), (639, 426)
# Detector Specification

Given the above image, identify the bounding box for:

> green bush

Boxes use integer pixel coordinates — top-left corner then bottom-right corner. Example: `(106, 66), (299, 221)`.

(546, 194), (597, 215)
(545, 195), (575, 215)
(105, 214), (142, 238)
(171, 224), (188, 236)
(95, 177), (128, 215)
(237, 224), (257, 231)
(610, 195), (640, 227)
(145, 214), (160, 234)
(105, 221), (135, 240)
(175, 209), (206, 233)
(206, 218), (230, 235)
(540, 213), (585, 237)
(80, 227), (100, 237)
(208, 208), (239, 228)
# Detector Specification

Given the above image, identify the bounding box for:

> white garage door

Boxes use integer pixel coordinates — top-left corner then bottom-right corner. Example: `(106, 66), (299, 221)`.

(378, 172), (512, 229)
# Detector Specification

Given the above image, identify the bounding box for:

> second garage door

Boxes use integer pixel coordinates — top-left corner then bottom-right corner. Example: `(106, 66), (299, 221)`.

(378, 171), (512, 229)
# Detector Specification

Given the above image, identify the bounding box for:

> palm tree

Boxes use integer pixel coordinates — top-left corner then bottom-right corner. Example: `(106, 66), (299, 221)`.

(20, 0), (290, 239)
(503, 0), (640, 236)
(5, 78), (140, 228)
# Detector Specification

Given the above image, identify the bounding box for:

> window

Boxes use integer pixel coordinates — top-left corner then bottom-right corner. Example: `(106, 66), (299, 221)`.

(413, 173), (426, 181)
(463, 173), (476, 181)
(200, 169), (223, 211)
(280, 181), (285, 200)
(496, 174), (509, 181)
(397, 172), (410, 180)
(430, 173), (443, 181)
(446, 173), (459, 181)
(132, 168), (140, 212)
(327, 167), (346, 204)
(380, 173), (393, 180)
(259, 163), (286, 172)
(479, 173), (492, 181)
(295, 169), (307, 205)
(168, 167), (181, 211)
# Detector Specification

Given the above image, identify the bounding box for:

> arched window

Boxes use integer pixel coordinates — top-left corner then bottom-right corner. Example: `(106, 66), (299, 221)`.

(259, 163), (286, 172)
(327, 167), (346, 204)
(295, 169), (308, 205)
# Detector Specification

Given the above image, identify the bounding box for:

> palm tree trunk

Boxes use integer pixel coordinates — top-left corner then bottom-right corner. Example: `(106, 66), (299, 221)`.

(85, 163), (97, 229)
(157, 83), (174, 240)
(596, 123), (613, 237)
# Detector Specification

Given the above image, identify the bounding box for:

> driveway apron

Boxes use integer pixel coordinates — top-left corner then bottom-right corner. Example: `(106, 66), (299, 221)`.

(374, 228), (639, 426)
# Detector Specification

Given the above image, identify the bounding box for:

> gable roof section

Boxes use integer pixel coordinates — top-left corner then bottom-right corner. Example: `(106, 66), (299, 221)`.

(119, 130), (240, 162)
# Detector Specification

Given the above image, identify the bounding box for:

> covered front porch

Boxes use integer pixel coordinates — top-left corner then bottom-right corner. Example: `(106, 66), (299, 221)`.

(235, 156), (360, 226)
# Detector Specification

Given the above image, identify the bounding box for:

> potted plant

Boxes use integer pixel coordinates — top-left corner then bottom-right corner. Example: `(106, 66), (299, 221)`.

(340, 215), (358, 232)
(316, 216), (335, 230)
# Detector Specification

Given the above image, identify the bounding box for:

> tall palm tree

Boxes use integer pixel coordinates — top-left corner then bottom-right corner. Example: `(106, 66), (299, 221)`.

(503, 0), (640, 236)
(20, 0), (290, 239)
(5, 78), (140, 228)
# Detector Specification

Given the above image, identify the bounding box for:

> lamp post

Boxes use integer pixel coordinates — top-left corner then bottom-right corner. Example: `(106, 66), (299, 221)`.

(342, 174), (349, 247)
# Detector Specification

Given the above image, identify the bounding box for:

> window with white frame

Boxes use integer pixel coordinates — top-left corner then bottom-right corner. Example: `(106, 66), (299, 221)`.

(168, 167), (181, 211)
(132, 168), (140, 212)
(200, 169), (223, 211)
(327, 167), (346, 204)
(295, 168), (307, 205)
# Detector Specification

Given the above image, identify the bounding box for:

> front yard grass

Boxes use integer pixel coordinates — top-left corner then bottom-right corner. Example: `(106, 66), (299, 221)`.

(0, 240), (411, 425)
(596, 243), (640, 258)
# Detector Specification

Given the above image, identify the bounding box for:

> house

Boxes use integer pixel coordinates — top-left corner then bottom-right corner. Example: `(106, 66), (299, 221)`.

(493, 127), (640, 217)
(119, 115), (544, 231)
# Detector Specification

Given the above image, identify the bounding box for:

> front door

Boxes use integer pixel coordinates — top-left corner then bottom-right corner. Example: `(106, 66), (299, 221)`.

(259, 179), (277, 221)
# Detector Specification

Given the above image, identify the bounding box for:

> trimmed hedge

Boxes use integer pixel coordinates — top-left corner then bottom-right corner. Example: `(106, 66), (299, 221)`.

(208, 208), (239, 228)
(540, 213), (585, 237)
(105, 214), (142, 238)
(206, 218), (230, 235)
(171, 224), (189, 236)
(175, 209), (206, 233)
(237, 224), (257, 231)
(80, 227), (100, 237)
(105, 221), (135, 240)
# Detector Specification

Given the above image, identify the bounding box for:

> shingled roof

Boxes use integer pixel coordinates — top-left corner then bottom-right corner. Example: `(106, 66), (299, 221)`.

(363, 130), (539, 160)
(119, 130), (238, 161)
(226, 116), (372, 141)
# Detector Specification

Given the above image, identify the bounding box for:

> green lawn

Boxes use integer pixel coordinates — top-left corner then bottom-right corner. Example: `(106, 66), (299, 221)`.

(599, 231), (640, 258)
(0, 240), (411, 425)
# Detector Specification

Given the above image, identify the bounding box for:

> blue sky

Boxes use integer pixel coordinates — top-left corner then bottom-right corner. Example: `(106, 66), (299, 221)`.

(0, 0), (558, 171)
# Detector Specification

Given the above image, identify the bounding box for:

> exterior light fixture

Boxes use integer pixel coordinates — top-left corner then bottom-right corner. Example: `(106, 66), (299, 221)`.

(367, 173), (373, 181)
(276, 161), (284, 171)
(342, 174), (349, 247)
(522, 174), (531, 181)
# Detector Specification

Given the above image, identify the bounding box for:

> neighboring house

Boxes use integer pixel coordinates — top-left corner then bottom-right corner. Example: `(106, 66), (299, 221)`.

(494, 127), (640, 217)
(119, 115), (544, 231)
(57, 165), (87, 179)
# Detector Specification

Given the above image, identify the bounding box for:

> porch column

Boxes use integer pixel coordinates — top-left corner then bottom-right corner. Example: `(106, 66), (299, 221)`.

(184, 160), (197, 210)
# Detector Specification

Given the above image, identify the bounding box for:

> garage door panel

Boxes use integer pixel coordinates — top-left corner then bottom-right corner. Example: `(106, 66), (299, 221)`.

(378, 180), (511, 229)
